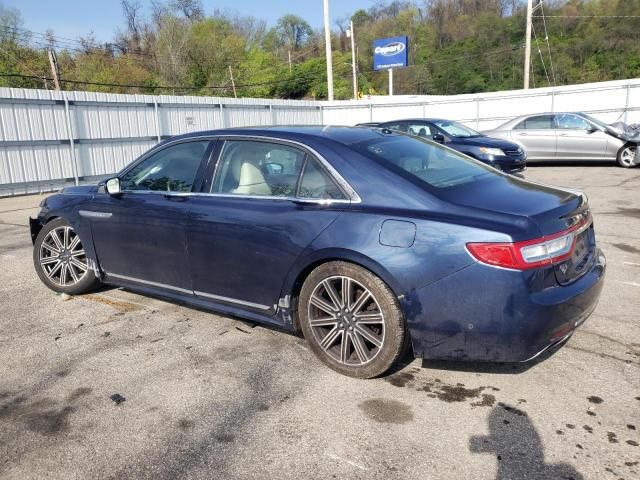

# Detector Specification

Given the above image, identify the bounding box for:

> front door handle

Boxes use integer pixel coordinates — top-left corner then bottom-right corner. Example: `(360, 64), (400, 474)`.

(164, 193), (189, 202)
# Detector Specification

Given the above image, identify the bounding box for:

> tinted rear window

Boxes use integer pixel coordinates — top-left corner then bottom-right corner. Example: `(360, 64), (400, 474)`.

(353, 135), (497, 189)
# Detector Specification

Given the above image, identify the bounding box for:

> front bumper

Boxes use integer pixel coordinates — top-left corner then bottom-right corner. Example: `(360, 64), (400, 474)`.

(404, 248), (606, 363)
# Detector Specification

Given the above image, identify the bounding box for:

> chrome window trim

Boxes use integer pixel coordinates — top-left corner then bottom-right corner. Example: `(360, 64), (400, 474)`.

(106, 272), (271, 311)
(114, 133), (361, 204)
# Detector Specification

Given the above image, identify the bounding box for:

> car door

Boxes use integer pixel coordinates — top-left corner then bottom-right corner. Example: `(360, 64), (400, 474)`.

(90, 139), (212, 291)
(187, 138), (351, 314)
(554, 113), (609, 160)
(510, 114), (557, 160)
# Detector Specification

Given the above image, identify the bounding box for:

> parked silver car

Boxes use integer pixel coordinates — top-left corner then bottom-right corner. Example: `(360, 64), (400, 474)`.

(484, 112), (638, 167)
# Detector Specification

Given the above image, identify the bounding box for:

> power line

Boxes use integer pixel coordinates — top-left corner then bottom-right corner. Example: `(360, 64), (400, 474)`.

(538, 0), (557, 86)
(0, 62), (354, 92)
(533, 15), (640, 18)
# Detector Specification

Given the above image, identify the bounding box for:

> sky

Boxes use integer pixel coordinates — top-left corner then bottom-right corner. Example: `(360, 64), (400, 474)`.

(7, 0), (369, 42)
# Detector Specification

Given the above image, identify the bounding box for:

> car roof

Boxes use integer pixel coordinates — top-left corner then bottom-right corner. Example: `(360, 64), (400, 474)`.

(166, 125), (401, 147)
(376, 118), (457, 123)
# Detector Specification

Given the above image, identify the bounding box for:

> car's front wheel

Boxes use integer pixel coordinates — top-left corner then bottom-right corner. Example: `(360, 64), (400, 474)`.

(617, 145), (637, 168)
(298, 261), (408, 378)
(33, 218), (100, 295)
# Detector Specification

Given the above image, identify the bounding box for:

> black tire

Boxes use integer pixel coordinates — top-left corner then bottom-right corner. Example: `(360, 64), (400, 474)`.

(298, 261), (408, 378)
(33, 218), (101, 295)
(616, 144), (637, 168)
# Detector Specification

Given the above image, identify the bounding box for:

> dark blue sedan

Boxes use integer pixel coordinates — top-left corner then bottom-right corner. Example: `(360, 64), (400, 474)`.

(30, 126), (605, 378)
(363, 118), (527, 173)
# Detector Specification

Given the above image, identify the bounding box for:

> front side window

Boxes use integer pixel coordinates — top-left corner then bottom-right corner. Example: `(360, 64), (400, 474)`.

(120, 141), (209, 192)
(555, 114), (591, 130)
(406, 123), (432, 138)
(354, 135), (495, 189)
(212, 140), (305, 197)
(515, 115), (555, 130)
(384, 123), (408, 133)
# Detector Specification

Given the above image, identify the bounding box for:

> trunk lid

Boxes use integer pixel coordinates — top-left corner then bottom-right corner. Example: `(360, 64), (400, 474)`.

(439, 174), (596, 284)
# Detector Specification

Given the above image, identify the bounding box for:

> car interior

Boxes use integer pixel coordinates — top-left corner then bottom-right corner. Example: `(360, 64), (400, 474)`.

(213, 141), (341, 198)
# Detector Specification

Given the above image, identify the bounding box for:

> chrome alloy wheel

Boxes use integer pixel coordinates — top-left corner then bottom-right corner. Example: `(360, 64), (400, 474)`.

(39, 226), (88, 286)
(619, 146), (637, 167)
(307, 275), (385, 366)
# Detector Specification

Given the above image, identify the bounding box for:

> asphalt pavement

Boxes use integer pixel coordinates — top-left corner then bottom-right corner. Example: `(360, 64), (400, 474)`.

(0, 164), (638, 480)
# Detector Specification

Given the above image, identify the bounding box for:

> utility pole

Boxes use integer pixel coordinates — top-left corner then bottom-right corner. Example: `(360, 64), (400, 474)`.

(47, 49), (61, 90)
(228, 65), (237, 98)
(348, 20), (357, 99)
(288, 50), (292, 74)
(523, 0), (533, 89)
(323, 0), (334, 101)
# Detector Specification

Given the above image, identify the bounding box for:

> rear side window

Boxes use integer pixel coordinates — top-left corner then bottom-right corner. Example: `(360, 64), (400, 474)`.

(212, 140), (305, 197)
(299, 158), (345, 199)
(120, 141), (209, 192)
(515, 115), (554, 130)
(354, 135), (495, 189)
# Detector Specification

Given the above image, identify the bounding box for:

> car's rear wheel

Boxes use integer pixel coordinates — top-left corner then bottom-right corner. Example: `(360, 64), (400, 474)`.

(33, 218), (100, 295)
(298, 261), (408, 378)
(617, 145), (637, 168)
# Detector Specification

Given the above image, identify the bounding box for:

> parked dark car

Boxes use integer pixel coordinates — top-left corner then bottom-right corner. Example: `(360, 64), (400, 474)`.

(360, 118), (527, 173)
(30, 126), (605, 378)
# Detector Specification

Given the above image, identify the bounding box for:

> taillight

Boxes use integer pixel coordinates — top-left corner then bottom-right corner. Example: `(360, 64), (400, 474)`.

(467, 216), (591, 271)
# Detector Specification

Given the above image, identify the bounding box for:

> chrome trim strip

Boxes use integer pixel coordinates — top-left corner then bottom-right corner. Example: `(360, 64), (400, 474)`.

(106, 272), (192, 295)
(116, 133), (362, 203)
(105, 272), (271, 311)
(194, 290), (271, 311)
(115, 189), (353, 205)
(78, 210), (113, 219)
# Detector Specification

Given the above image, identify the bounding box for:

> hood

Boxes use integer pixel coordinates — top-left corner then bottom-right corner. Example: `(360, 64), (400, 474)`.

(607, 122), (640, 142)
(437, 174), (585, 238)
(62, 185), (99, 195)
(449, 135), (519, 150)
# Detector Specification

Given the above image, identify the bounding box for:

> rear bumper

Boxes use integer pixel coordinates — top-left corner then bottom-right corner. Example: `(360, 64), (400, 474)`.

(404, 248), (606, 363)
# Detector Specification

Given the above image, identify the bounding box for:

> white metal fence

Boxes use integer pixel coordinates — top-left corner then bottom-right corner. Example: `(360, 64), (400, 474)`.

(1, 78), (639, 196)
(322, 78), (640, 130)
(0, 89), (321, 196)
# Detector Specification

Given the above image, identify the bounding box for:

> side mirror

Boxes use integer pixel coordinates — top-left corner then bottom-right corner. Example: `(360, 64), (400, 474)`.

(586, 127), (599, 134)
(432, 133), (445, 143)
(105, 177), (121, 195)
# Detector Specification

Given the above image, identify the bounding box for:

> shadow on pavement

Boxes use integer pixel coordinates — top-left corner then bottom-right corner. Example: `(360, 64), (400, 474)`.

(470, 405), (583, 480)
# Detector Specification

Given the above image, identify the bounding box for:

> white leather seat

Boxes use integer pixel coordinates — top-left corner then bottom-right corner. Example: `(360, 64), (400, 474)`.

(233, 162), (272, 195)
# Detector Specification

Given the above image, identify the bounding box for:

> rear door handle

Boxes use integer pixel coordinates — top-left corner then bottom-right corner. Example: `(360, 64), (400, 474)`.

(518, 133), (528, 136)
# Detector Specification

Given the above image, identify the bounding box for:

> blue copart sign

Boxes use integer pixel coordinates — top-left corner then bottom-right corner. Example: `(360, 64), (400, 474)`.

(373, 36), (409, 71)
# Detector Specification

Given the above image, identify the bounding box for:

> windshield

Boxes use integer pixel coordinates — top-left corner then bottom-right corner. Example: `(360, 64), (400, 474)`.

(353, 134), (496, 189)
(579, 113), (609, 130)
(432, 120), (480, 138)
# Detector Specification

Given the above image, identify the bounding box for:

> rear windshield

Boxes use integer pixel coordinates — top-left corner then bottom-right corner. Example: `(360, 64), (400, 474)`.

(353, 134), (497, 189)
